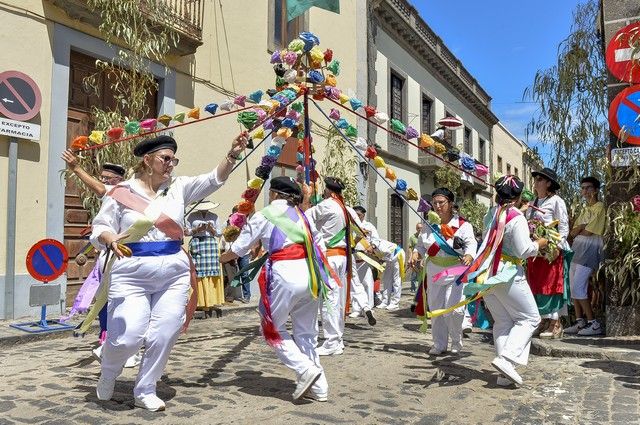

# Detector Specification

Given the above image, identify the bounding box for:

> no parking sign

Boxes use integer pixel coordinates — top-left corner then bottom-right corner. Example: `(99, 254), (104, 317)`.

(25, 239), (68, 283)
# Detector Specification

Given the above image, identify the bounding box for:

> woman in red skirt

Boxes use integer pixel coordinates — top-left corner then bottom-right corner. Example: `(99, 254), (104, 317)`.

(525, 168), (570, 339)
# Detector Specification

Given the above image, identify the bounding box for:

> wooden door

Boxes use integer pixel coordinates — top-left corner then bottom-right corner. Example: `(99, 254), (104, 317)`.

(389, 194), (404, 248)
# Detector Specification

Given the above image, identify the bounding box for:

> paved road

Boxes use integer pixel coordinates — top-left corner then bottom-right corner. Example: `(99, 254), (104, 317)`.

(0, 295), (638, 424)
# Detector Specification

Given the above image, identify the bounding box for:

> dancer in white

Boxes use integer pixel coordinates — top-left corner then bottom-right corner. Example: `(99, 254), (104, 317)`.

(90, 133), (247, 411)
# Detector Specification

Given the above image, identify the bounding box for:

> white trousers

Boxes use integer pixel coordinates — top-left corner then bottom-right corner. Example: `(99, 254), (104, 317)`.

(101, 252), (190, 398)
(569, 262), (593, 300)
(483, 277), (541, 366)
(356, 261), (374, 309)
(320, 255), (347, 350)
(427, 281), (464, 351)
(380, 257), (401, 308)
(350, 258), (371, 313)
(268, 258), (328, 394)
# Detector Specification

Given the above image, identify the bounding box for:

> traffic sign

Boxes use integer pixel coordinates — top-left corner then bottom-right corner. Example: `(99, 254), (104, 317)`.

(25, 239), (69, 283)
(0, 71), (42, 121)
(606, 22), (640, 83)
(0, 117), (40, 141)
(608, 85), (640, 145)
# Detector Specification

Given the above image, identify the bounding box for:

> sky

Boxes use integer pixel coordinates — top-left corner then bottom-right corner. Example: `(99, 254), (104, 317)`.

(415, 0), (583, 163)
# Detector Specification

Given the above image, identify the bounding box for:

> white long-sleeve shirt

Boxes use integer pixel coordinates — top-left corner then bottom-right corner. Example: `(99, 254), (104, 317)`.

(306, 197), (361, 248)
(414, 215), (477, 259)
(185, 211), (222, 237)
(526, 194), (569, 240)
(90, 169), (225, 250)
(230, 200), (325, 258)
(486, 207), (539, 261)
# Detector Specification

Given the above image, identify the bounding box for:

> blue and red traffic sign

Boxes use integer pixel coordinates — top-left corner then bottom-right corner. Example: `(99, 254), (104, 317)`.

(25, 239), (68, 282)
(609, 85), (640, 146)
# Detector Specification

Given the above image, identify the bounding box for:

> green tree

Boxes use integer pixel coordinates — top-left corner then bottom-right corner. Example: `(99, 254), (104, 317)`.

(320, 127), (359, 205)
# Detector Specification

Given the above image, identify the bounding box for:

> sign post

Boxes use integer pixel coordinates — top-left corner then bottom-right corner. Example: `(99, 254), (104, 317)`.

(10, 239), (74, 333)
(0, 71), (41, 320)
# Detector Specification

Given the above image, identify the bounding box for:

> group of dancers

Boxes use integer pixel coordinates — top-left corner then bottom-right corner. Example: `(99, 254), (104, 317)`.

(63, 131), (599, 410)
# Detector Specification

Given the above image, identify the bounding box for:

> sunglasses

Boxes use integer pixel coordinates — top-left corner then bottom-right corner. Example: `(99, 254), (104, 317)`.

(155, 154), (179, 166)
(99, 174), (122, 183)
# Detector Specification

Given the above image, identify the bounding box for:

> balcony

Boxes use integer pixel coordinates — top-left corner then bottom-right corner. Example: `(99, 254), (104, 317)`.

(48, 0), (204, 56)
(419, 150), (488, 189)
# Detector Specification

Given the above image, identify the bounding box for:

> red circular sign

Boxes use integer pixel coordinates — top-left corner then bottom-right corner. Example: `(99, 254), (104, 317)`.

(0, 70), (42, 121)
(609, 85), (640, 145)
(26, 239), (69, 283)
(606, 22), (640, 83)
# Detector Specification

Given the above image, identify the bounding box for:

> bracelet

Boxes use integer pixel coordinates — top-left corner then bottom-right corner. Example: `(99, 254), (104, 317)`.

(227, 151), (241, 161)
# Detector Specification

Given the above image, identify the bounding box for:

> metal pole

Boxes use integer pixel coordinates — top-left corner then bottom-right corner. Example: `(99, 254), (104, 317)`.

(5, 137), (18, 319)
(303, 89), (311, 185)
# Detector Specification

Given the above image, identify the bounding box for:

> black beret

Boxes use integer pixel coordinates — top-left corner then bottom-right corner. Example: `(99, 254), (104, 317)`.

(133, 135), (177, 157)
(270, 176), (301, 197)
(255, 165), (272, 180)
(353, 206), (366, 214)
(324, 176), (345, 194)
(432, 187), (455, 202)
(495, 175), (525, 201)
(102, 162), (126, 177)
(580, 176), (601, 190)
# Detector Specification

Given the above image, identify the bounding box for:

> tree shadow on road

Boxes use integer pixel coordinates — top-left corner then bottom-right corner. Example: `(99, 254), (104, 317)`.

(213, 370), (312, 404)
(579, 359), (640, 390)
(75, 378), (177, 413)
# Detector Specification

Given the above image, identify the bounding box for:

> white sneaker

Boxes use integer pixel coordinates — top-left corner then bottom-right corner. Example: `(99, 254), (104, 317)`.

(92, 345), (103, 363)
(577, 320), (604, 336)
(450, 342), (463, 354)
(316, 345), (344, 356)
(376, 304), (388, 309)
(491, 357), (522, 386)
(428, 346), (445, 356)
(496, 375), (514, 387)
(124, 353), (142, 368)
(134, 394), (166, 411)
(96, 375), (115, 401)
(348, 311), (362, 318)
(292, 366), (322, 400)
(386, 304), (400, 311)
(565, 319), (587, 334)
(303, 389), (328, 402)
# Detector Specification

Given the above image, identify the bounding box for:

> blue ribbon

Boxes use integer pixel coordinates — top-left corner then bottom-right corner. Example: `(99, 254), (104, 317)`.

(125, 240), (182, 257)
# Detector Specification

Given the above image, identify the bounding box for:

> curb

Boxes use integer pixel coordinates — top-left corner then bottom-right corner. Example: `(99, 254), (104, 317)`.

(530, 338), (640, 361)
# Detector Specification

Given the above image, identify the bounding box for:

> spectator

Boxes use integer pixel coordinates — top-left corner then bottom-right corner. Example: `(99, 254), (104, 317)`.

(407, 222), (423, 293)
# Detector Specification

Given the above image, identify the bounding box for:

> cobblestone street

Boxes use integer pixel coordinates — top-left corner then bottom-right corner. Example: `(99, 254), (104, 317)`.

(0, 294), (638, 425)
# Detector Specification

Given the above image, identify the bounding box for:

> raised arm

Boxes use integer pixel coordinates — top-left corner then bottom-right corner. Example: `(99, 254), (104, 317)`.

(62, 149), (106, 197)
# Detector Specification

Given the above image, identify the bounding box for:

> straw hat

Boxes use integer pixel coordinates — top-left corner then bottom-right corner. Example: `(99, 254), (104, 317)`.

(191, 200), (220, 212)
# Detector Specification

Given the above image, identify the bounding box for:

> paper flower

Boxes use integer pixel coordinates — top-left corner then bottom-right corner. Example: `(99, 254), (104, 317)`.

(521, 189), (534, 202)
(405, 126), (419, 139)
(326, 87), (341, 100)
(373, 156), (386, 168)
(89, 131), (104, 144)
(267, 145), (282, 157)
(283, 51), (298, 65)
(327, 60), (340, 75)
(632, 196), (640, 213)
(237, 200), (255, 215)
(296, 152), (304, 163)
(329, 108), (340, 120)
(107, 127), (124, 139)
(461, 156), (476, 171)
(158, 114), (172, 126)
(349, 97), (363, 111)
(345, 125), (358, 137)
(417, 198), (432, 213)
(339, 93), (349, 104)
(204, 103), (218, 115)
(223, 225), (241, 242)
(385, 167), (397, 181)
(299, 32), (320, 51)
(396, 179), (407, 192)
(291, 102), (304, 113)
(324, 49), (333, 62)
(247, 177), (264, 189)
(325, 74), (337, 87)
(335, 118), (349, 129)
(272, 119), (283, 130)
(288, 38), (305, 52)
(263, 118), (274, 130)
(273, 63), (286, 78)
(254, 108), (267, 121)
(433, 142), (446, 155)
(229, 213), (247, 228)
(253, 127), (265, 140)
(275, 76), (286, 87)
(261, 155), (278, 167)
(242, 188), (260, 203)
(308, 70), (325, 84)
(249, 90), (263, 104)
(139, 118), (157, 131)
(286, 110), (301, 121)
(255, 165), (272, 180)
(310, 46), (324, 63)
(277, 127), (292, 138)
(296, 164), (304, 174)
(282, 118), (297, 128)
(237, 111), (259, 130)
(390, 119), (406, 134)
(365, 146), (378, 159)
(220, 100), (234, 111)
(406, 188), (419, 201)
(373, 112), (389, 124)
(125, 121), (141, 134)
(419, 134), (434, 148)
(271, 136), (286, 148)
(71, 136), (89, 150)
(427, 210), (441, 225)
(364, 105), (376, 118)
(354, 137), (367, 154)
(234, 95), (247, 107)
(174, 112), (187, 123)
(187, 107), (200, 120)
(270, 50), (282, 64)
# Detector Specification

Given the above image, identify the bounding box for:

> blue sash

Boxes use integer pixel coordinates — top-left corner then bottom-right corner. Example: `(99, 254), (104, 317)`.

(125, 240), (182, 256)
(428, 224), (460, 257)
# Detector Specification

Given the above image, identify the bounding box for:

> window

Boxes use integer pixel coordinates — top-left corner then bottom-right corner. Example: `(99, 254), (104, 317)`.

(443, 111), (454, 148)
(479, 139), (486, 164)
(507, 163), (512, 175)
(389, 194), (404, 248)
(421, 95), (432, 135)
(514, 167), (519, 178)
(497, 156), (503, 173)
(390, 72), (404, 121)
(463, 127), (472, 155)
(270, 0), (305, 50)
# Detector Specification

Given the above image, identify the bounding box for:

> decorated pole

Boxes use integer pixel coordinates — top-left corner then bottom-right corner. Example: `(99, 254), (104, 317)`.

(303, 88), (312, 185)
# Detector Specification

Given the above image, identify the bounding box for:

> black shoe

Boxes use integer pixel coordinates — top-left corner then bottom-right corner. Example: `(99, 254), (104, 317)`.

(365, 310), (377, 326)
(410, 304), (416, 313)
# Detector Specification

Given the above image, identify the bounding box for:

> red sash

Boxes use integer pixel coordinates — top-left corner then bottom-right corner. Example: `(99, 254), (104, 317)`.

(426, 217), (466, 257)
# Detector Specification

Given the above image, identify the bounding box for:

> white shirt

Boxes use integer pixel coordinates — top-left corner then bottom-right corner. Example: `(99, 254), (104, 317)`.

(360, 220), (380, 241)
(306, 197), (357, 248)
(230, 200), (324, 258)
(414, 215), (477, 258)
(526, 194), (569, 240)
(185, 211), (221, 237)
(91, 169), (225, 250)
(487, 207), (539, 261)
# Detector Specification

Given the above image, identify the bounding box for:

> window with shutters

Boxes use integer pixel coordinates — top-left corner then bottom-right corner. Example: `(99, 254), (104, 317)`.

(389, 194), (404, 247)
(515, 167), (519, 178)
(269, 0), (306, 50)
(421, 95), (432, 135)
(507, 163), (512, 175)
(497, 156), (503, 173)
(479, 138), (486, 164)
(463, 127), (472, 155)
(389, 72), (407, 156)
